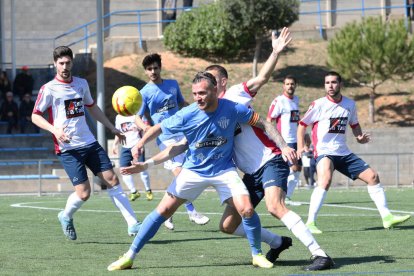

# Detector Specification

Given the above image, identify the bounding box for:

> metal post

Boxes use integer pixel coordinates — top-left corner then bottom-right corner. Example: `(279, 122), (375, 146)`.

(157, 0), (163, 37)
(137, 12), (143, 49)
(96, 0), (106, 151)
(317, 0), (324, 39)
(0, 0), (6, 71)
(361, 0), (365, 17)
(10, 0), (15, 81)
(84, 26), (89, 54)
(396, 154), (400, 187)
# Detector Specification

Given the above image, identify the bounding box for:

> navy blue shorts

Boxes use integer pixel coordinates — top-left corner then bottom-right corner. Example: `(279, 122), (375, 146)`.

(57, 142), (113, 185)
(119, 147), (145, 167)
(287, 142), (302, 167)
(316, 153), (370, 180)
(242, 154), (290, 208)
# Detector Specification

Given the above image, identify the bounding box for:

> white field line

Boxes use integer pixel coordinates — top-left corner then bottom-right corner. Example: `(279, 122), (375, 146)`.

(10, 200), (414, 216)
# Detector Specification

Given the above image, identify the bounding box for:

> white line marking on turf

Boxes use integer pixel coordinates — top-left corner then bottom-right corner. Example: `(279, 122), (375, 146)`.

(10, 200), (414, 216)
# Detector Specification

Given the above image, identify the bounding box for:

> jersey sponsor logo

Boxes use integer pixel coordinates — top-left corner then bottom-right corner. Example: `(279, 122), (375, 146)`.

(120, 122), (138, 133)
(156, 100), (176, 113)
(195, 135), (227, 148)
(328, 117), (348, 133)
(217, 116), (230, 129)
(64, 98), (84, 118)
(290, 110), (300, 122)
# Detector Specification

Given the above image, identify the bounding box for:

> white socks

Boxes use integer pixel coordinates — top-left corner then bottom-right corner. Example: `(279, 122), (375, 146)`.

(281, 211), (327, 257)
(367, 183), (391, 218)
(63, 192), (85, 219)
(122, 174), (137, 194)
(286, 171), (300, 199)
(140, 171), (151, 191)
(232, 223), (282, 249)
(107, 184), (138, 227)
(307, 186), (327, 223)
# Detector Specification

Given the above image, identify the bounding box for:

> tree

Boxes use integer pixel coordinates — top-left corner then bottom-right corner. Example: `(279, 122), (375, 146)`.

(328, 17), (414, 123)
(220, 0), (299, 76)
(163, 0), (299, 73)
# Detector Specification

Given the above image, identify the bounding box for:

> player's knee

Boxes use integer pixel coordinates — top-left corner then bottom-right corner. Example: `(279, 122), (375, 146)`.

(267, 204), (287, 220)
(219, 222), (236, 234)
(239, 206), (255, 218)
(77, 191), (90, 201)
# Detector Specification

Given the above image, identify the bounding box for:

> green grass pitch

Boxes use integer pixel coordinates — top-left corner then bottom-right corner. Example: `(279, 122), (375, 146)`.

(1, 188), (413, 275)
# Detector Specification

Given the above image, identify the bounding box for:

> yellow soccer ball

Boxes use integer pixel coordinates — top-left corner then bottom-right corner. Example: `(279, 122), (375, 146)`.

(112, 86), (142, 116)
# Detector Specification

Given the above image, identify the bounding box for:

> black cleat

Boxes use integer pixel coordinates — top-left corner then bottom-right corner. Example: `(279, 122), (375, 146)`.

(303, 255), (335, 271)
(266, 236), (293, 263)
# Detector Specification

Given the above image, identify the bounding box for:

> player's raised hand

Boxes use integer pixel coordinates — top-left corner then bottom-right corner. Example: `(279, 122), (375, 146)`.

(272, 27), (292, 54)
(356, 133), (371, 144)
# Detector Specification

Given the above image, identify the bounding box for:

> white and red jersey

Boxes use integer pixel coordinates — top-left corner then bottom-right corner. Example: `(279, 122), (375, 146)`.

(33, 76), (96, 153)
(223, 83), (282, 174)
(267, 94), (300, 143)
(114, 115), (143, 148)
(299, 95), (359, 158)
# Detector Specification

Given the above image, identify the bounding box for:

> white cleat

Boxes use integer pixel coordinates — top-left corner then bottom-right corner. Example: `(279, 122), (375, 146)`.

(189, 212), (210, 225)
(164, 217), (174, 230)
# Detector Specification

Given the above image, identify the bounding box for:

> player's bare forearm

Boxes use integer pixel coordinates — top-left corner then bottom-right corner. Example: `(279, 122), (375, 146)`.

(297, 124), (307, 156)
(135, 115), (148, 131)
(139, 124), (162, 147)
(87, 104), (117, 131)
(255, 117), (288, 150)
(152, 138), (188, 165)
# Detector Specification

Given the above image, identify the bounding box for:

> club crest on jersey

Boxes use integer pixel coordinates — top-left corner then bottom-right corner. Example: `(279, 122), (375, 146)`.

(218, 117), (230, 129)
(64, 98), (84, 118)
(328, 117), (348, 133)
(195, 135), (227, 148)
(195, 153), (205, 162)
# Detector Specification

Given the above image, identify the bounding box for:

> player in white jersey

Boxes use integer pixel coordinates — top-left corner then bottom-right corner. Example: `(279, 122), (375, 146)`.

(112, 115), (152, 201)
(267, 75), (302, 203)
(297, 71), (410, 234)
(107, 71), (291, 271)
(32, 46), (141, 240)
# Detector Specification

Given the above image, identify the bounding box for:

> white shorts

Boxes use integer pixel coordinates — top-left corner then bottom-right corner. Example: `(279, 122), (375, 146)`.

(159, 136), (186, 171)
(166, 167), (249, 204)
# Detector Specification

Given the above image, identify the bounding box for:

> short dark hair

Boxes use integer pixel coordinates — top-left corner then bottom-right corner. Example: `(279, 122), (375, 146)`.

(53, 46), (73, 61)
(325, 71), (342, 83)
(283, 75), (297, 84)
(142, 53), (162, 69)
(205, 64), (228, 79)
(192, 71), (217, 87)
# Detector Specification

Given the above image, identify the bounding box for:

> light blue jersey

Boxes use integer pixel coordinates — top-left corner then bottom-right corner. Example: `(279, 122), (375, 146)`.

(138, 79), (185, 144)
(161, 99), (254, 176)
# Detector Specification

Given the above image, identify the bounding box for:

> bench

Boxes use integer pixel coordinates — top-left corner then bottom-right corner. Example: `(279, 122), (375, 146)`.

(0, 160), (54, 166)
(0, 147), (49, 152)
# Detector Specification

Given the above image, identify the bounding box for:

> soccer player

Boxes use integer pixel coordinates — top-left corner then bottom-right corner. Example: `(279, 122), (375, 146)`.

(267, 75), (302, 204)
(297, 71), (411, 234)
(32, 46), (141, 240)
(112, 114), (153, 201)
(107, 71), (290, 271)
(122, 27), (334, 271)
(133, 53), (209, 230)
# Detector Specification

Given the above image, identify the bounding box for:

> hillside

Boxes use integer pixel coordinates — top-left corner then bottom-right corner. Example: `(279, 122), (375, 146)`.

(88, 39), (414, 128)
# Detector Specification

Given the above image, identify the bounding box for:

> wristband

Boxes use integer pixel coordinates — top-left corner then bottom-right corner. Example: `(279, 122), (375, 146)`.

(145, 159), (155, 168)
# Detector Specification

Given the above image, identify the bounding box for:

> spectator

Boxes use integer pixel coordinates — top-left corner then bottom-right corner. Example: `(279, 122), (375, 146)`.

(13, 66), (34, 100)
(19, 93), (39, 133)
(183, 0), (193, 10)
(163, 0), (177, 22)
(0, 71), (12, 101)
(407, 0), (414, 20)
(0, 91), (18, 133)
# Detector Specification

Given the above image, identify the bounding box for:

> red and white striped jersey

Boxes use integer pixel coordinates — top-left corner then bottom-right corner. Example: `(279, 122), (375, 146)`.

(223, 83), (282, 174)
(267, 94), (300, 143)
(299, 95), (359, 158)
(33, 77), (96, 153)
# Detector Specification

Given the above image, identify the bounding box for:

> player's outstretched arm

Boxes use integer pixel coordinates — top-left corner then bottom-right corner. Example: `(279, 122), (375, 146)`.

(32, 113), (71, 144)
(87, 104), (126, 143)
(245, 27), (292, 94)
(352, 124), (371, 144)
(297, 124), (307, 158)
(121, 138), (188, 175)
(131, 124), (162, 159)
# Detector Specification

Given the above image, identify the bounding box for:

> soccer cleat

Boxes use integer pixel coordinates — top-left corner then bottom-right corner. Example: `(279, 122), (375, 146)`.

(146, 190), (153, 201)
(129, 191), (140, 201)
(107, 254), (133, 271)
(252, 253), (274, 268)
(266, 236), (293, 263)
(303, 255), (334, 271)
(164, 217), (174, 230)
(306, 221), (323, 234)
(382, 214), (411, 229)
(188, 211), (210, 225)
(128, 222), (142, 236)
(58, 211), (77, 240)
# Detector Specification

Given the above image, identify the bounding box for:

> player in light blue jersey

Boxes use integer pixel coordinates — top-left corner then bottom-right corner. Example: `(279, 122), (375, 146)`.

(107, 71), (293, 271)
(135, 53), (209, 229)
